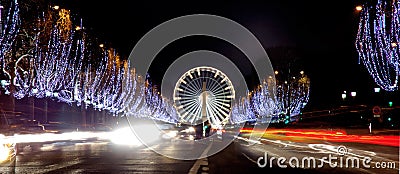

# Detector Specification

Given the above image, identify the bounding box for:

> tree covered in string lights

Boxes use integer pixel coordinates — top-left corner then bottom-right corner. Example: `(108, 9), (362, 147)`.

(0, 0), (20, 91)
(135, 74), (178, 123)
(0, 2), (178, 124)
(355, 0), (400, 91)
(229, 70), (310, 125)
(275, 71), (310, 121)
(247, 47), (310, 124)
(230, 96), (256, 124)
(251, 78), (279, 122)
(249, 71), (309, 124)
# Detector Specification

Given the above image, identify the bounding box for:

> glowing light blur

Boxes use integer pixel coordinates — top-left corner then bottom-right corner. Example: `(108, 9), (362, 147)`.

(130, 124), (162, 144)
(0, 123), (164, 148)
(240, 128), (399, 147)
(162, 130), (178, 139)
(108, 127), (142, 146)
(0, 144), (10, 162)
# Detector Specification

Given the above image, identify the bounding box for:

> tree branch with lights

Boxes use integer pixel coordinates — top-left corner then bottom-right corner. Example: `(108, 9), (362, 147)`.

(356, 0), (400, 91)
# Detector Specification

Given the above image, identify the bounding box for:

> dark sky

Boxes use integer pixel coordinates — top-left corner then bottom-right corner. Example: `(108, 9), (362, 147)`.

(53, 0), (398, 109)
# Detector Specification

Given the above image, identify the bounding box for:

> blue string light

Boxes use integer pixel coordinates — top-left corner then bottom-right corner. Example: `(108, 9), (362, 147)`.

(356, 0), (400, 91)
(0, 3), (178, 123)
(0, 0), (20, 86)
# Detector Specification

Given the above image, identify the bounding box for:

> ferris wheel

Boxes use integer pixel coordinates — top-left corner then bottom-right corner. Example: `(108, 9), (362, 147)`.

(173, 66), (235, 126)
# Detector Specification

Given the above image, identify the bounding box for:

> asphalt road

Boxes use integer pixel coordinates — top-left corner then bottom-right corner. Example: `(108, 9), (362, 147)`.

(0, 130), (397, 174)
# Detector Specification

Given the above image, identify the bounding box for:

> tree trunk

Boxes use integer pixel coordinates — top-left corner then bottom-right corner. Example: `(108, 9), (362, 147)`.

(44, 99), (48, 123)
(30, 97), (34, 121)
(81, 102), (86, 128)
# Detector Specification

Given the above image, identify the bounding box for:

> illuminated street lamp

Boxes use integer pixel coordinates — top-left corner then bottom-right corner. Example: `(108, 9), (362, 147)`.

(374, 87), (381, 93)
(99, 44), (104, 48)
(341, 93), (347, 100)
(351, 91), (357, 97)
(53, 5), (60, 10)
(355, 5), (362, 11)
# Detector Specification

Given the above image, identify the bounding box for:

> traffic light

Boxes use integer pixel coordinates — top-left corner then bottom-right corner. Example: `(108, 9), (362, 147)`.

(284, 115), (290, 124)
(388, 117), (392, 122)
(388, 101), (393, 107)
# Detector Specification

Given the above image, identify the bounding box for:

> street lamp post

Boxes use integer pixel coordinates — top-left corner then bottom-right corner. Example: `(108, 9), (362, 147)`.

(350, 91), (357, 105)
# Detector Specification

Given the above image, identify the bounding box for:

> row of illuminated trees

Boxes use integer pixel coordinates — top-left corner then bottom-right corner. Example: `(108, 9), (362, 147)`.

(0, 0), (178, 124)
(230, 69), (310, 125)
(0, 0), (309, 125)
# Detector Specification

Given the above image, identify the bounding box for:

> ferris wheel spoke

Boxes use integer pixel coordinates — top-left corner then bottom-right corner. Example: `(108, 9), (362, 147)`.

(191, 82), (202, 94)
(188, 101), (202, 123)
(208, 78), (220, 91)
(178, 99), (197, 107)
(185, 101), (200, 122)
(189, 111), (201, 123)
(190, 78), (202, 90)
(184, 98), (199, 111)
(194, 78), (203, 91)
(214, 95), (234, 99)
(209, 101), (226, 122)
(177, 87), (196, 97)
(210, 100), (230, 115)
(211, 89), (225, 97)
(182, 79), (199, 92)
(179, 108), (191, 120)
(179, 98), (198, 109)
(190, 102), (202, 122)
(184, 82), (200, 95)
(177, 102), (196, 114)
(212, 100), (231, 112)
(214, 98), (233, 104)
(182, 102), (198, 120)
(178, 88), (196, 96)
(206, 102), (219, 124)
(210, 85), (226, 94)
(209, 99), (227, 113)
(208, 84), (219, 94)
(175, 96), (198, 101)
(214, 90), (233, 97)
(177, 92), (199, 98)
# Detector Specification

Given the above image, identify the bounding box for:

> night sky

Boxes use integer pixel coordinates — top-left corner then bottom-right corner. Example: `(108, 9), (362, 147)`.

(54, 0), (398, 109)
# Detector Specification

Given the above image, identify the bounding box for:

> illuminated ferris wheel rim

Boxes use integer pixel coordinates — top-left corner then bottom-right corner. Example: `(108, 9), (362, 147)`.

(173, 66), (235, 126)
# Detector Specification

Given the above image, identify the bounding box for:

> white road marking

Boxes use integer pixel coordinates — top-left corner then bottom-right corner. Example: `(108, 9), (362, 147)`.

(188, 142), (213, 174)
